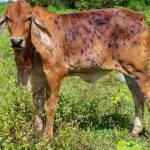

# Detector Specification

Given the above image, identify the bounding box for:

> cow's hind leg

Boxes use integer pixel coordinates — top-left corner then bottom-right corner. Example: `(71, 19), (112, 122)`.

(116, 57), (150, 136)
(124, 75), (145, 137)
(135, 71), (150, 111)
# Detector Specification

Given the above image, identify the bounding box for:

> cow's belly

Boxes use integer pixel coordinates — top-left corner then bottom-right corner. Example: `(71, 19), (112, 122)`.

(68, 70), (111, 83)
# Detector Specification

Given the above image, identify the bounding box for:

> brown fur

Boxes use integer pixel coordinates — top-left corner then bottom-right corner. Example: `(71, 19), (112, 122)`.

(31, 6), (150, 138)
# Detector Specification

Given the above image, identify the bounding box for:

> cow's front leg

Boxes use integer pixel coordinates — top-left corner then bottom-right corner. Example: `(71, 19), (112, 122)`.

(26, 66), (47, 133)
(16, 64), (28, 86)
(44, 71), (64, 139)
(124, 75), (144, 137)
(33, 87), (46, 132)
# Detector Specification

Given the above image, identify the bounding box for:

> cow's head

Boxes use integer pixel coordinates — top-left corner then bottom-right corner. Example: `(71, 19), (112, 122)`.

(0, 0), (32, 49)
(0, 1), (52, 51)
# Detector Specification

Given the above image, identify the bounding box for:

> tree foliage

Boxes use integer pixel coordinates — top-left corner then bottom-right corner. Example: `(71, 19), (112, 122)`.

(26, 0), (128, 9)
(26, 0), (150, 11)
(26, 0), (76, 8)
(26, 0), (51, 7)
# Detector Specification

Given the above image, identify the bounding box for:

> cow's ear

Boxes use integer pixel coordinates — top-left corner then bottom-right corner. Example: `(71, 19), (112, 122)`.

(0, 16), (7, 33)
(31, 17), (53, 49)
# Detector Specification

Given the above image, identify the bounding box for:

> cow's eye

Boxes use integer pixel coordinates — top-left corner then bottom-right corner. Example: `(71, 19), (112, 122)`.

(26, 17), (32, 22)
(7, 17), (12, 22)
(5, 16), (8, 21)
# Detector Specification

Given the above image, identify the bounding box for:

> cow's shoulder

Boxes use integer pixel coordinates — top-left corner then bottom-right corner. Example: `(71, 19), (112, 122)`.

(32, 6), (47, 16)
(32, 6), (58, 20)
(33, 6), (45, 12)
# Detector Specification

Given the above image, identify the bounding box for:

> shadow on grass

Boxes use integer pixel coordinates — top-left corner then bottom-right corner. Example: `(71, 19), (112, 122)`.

(139, 128), (150, 138)
(56, 95), (133, 133)
(78, 112), (133, 131)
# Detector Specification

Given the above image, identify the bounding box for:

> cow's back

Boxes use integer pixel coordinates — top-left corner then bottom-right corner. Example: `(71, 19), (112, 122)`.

(59, 9), (149, 73)
(32, 7), (150, 77)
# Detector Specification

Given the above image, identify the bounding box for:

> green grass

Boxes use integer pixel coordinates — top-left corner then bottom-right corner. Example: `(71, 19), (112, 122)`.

(0, 3), (9, 15)
(47, 5), (78, 14)
(0, 3), (150, 150)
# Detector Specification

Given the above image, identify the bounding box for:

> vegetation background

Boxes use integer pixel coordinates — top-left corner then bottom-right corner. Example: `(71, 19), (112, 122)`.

(0, 0), (150, 149)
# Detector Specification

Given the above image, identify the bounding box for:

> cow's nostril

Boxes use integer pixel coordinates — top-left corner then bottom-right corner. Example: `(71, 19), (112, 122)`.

(11, 39), (23, 47)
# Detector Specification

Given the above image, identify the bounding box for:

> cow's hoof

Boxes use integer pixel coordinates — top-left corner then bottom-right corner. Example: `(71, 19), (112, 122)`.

(43, 128), (53, 139)
(131, 131), (139, 138)
(34, 116), (44, 133)
(131, 126), (143, 138)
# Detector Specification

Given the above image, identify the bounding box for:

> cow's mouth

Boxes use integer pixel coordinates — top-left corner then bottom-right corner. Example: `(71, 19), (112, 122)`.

(11, 45), (23, 49)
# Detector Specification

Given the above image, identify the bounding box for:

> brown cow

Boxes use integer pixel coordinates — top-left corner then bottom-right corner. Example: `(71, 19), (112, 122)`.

(31, 7), (150, 138)
(0, 0), (47, 132)
(0, 1), (148, 138)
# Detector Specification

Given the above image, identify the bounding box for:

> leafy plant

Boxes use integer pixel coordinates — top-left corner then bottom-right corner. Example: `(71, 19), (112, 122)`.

(127, 0), (146, 11)
(75, 0), (90, 10)
(47, 5), (78, 14)
(117, 140), (141, 150)
(26, 0), (52, 7)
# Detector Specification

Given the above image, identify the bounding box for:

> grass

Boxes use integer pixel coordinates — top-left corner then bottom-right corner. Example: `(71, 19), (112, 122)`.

(0, 2), (9, 15)
(0, 3), (150, 150)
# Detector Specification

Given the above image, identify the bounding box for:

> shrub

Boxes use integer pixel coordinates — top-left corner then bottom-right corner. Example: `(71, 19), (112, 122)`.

(145, 0), (150, 5)
(75, 0), (115, 10)
(117, 140), (141, 150)
(26, 0), (51, 7)
(75, 0), (130, 10)
(94, 0), (116, 8)
(26, 0), (76, 8)
(47, 5), (78, 14)
(75, 0), (90, 10)
(127, 0), (146, 11)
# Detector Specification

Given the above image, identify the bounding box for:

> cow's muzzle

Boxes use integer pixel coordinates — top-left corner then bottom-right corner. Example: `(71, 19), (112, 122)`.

(10, 38), (25, 48)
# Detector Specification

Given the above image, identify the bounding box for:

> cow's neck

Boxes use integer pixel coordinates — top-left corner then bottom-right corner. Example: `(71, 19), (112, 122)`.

(20, 42), (35, 72)
(23, 42), (33, 61)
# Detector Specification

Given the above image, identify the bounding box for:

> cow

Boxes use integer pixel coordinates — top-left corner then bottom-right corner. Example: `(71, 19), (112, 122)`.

(31, 7), (150, 138)
(0, 0), (48, 132)
(0, 0), (148, 138)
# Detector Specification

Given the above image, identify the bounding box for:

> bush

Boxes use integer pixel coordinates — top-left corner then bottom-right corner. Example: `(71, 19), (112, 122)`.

(75, 0), (90, 10)
(47, 5), (78, 14)
(75, 0), (130, 10)
(127, 0), (146, 11)
(26, 0), (51, 7)
(145, 0), (150, 5)
(75, 0), (115, 10)
(93, 0), (116, 9)
(117, 140), (141, 150)
(26, 0), (76, 8)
